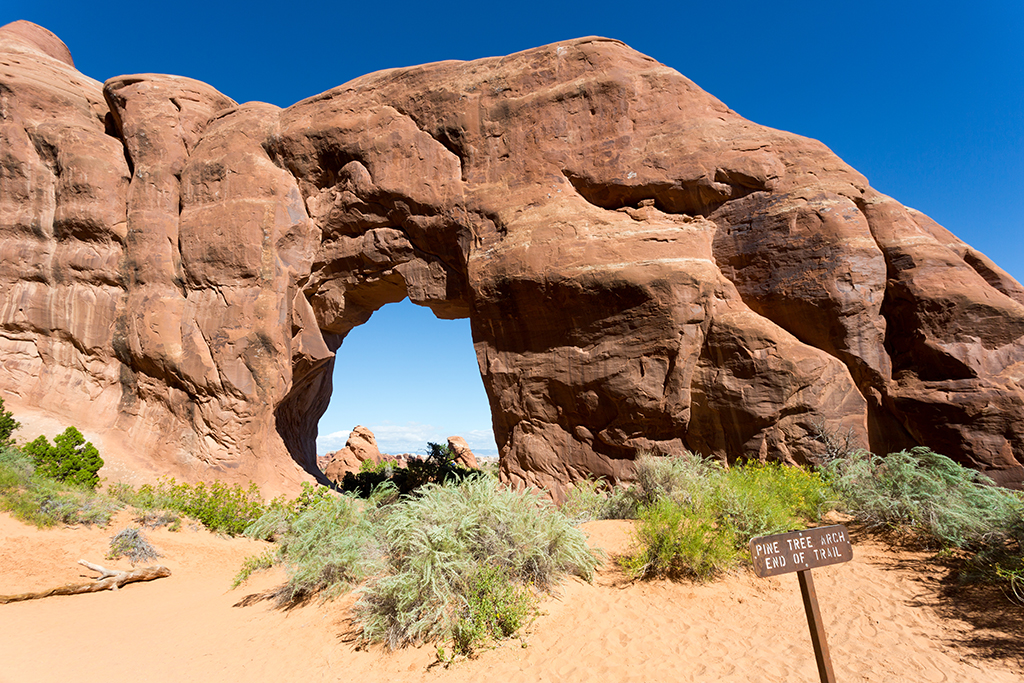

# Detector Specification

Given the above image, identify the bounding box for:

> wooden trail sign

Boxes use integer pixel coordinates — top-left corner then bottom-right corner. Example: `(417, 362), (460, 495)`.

(749, 525), (853, 683)
(750, 525), (853, 578)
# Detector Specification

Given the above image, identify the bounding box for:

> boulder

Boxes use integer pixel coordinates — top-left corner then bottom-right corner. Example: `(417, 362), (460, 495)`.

(321, 425), (382, 482)
(322, 448), (360, 483)
(2, 22), (1023, 498)
(346, 426), (382, 464)
(447, 436), (478, 469)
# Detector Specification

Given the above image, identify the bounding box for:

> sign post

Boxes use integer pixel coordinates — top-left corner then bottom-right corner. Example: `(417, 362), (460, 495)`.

(749, 525), (853, 683)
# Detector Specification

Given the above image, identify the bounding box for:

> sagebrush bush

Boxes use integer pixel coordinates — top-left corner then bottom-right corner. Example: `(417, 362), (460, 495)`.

(354, 477), (600, 650)
(825, 447), (1023, 548)
(232, 550), (277, 588)
(560, 451), (725, 523)
(36, 486), (119, 526)
(630, 450), (722, 511)
(256, 488), (383, 602)
(560, 477), (611, 523)
(134, 509), (182, 531)
(241, 483), (395, 595)
(560, 477), (636, 523)
(107, 527), (160, 564)
(241, 505), (293, 543)
(0, 447), (33, 491)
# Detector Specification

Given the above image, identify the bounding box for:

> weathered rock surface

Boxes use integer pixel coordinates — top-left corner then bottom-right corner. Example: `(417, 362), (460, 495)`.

(322, 424), (382, 481)
(2, 21), (1022, 496)
(321, 448), (359, 483)
(447, 436), (478, 469)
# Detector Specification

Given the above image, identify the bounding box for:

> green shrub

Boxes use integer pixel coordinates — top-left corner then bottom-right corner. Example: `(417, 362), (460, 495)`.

(360, 458), (388, 474)
(451, 565), (534, 655)
(107, 527), (160, 564)
(620, 453), (832, 581)
(126, 478), (268, 536)
(622, 497), (740, 581)
(23, 426), (103, 490)
(172, 481), (266, 535)
(825, 447), (1023, 548)
(717, 460), (830, 540)
(0, 397), (19, 448)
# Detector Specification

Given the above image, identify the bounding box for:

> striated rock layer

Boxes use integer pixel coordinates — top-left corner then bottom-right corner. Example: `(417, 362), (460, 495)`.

(1, 20), (1022, 496)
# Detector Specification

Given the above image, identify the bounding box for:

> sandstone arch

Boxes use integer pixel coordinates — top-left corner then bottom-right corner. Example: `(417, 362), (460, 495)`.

(2, 21), (1022, 497)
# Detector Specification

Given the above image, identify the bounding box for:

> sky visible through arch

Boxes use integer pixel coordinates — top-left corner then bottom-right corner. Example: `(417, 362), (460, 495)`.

(319, 299), (494, 456)
(4, 1), (1020, 458)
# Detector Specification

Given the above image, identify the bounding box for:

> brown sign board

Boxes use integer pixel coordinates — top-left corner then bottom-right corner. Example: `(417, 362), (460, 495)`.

(749, 525), (853, 578)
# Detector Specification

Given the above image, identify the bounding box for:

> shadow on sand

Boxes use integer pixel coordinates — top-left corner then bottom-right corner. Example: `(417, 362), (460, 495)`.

(852, 526), (1024, 669)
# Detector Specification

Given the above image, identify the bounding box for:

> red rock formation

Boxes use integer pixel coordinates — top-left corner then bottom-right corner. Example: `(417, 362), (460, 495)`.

(447, 436), (478, 469)
(321, 448), (359, 483)
(321, 426), (388, 482)
(2, 22), (1022, 496)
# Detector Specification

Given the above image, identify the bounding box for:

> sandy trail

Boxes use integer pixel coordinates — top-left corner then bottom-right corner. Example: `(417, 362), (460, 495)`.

(0, 513), (1020, 682)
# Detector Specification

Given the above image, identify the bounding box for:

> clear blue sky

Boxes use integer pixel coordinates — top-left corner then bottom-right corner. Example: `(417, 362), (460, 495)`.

(5, 1), (1021, 457)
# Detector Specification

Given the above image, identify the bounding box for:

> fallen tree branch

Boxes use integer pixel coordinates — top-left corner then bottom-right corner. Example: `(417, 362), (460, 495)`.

(0, 560), (171, 604)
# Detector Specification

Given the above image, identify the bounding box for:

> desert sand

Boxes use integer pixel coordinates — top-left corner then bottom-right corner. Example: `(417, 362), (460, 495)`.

(0, 511), (1021, 683)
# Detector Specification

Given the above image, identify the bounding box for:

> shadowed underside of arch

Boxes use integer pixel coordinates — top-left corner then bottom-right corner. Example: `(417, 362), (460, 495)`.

(2, 21), (1023, 497)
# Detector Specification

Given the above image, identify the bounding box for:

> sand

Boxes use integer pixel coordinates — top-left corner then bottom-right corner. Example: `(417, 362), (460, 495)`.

(1, 512), (1021, 683)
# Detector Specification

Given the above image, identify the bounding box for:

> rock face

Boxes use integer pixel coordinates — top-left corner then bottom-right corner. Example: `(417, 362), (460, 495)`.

(447, 436), (478, 469)
(322, 425), (382, 482)
(345, 426), (383, 464)
(2, 21), (1023, 496)
(321, 448), (359, 483)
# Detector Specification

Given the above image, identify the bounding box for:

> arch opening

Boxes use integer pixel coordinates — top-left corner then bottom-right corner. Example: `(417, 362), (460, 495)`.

(318, 297), (495, 461)
(274, 296), (496, 481)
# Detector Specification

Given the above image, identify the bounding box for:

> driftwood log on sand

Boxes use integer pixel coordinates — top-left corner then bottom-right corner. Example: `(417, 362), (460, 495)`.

(0, 560), (171, 604)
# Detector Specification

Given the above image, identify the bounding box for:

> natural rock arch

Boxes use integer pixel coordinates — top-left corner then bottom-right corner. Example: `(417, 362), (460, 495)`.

(2, 21), (1023, 497)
